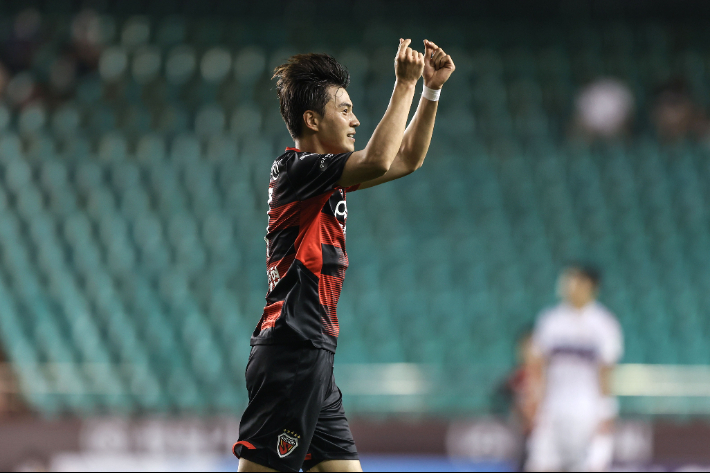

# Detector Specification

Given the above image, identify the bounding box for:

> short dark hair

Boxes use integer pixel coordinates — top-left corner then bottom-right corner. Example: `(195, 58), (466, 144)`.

(273, 53), (351, 139)
(567, 262), (602, 288)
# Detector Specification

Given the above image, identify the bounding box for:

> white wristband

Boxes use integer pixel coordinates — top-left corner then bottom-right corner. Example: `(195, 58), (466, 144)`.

(422, 85), (441, 102)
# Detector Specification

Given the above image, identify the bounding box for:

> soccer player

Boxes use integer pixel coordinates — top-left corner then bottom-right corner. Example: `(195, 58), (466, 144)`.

(233, 39), (455, 473)
(525, 265), (624, 472)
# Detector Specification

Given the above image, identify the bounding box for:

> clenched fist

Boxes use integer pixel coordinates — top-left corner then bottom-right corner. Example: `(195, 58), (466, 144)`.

(423, 39), (456, 90)
(394, 38), (425, 86)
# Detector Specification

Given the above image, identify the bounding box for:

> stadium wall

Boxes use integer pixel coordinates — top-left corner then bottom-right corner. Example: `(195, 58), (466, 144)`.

(2, 417), (710, 471)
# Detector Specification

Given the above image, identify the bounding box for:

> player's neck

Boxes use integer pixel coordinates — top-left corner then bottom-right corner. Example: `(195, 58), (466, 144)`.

(568, 298), (595, 310)
(294, 135), (327, 155)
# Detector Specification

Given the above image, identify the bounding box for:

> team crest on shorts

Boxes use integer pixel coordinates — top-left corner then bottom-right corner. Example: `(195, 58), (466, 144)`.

(277, 431), (299, 458)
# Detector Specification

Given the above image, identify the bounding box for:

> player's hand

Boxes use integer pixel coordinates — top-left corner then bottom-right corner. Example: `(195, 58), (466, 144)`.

(394, 38), (425, 86)
(598, 419), (614, 435)
(423, 40), (455, 90)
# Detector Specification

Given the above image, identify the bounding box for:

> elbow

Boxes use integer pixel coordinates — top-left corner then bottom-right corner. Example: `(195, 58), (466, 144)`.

(403, 160), (424, 175)
(371, 160), (391, 177)
(362, 154), (391, 178)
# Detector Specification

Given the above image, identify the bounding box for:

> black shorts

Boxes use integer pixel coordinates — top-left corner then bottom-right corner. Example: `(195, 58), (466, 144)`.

(233, 344), (359, 472)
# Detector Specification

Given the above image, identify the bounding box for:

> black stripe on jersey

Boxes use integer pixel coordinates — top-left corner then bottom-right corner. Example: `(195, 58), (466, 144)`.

(321, 244), (347, 277)
(550, 345), (598, 362)
(267, 226), (299, 263)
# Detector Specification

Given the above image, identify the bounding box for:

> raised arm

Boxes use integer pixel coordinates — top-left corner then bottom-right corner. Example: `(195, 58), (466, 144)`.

(359, 40), (456, 190)
(337, 39), (425, 188)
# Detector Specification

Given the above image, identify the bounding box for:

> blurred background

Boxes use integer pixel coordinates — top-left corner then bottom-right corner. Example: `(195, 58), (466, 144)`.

(1, 0), (710, 471)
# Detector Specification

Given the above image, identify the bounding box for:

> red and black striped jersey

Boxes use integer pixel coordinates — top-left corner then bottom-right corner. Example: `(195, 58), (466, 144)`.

(251, 148), (357, 353)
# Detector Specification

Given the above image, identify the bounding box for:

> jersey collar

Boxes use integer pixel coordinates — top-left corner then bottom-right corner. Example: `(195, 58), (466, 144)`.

(286, 147), (301, 152)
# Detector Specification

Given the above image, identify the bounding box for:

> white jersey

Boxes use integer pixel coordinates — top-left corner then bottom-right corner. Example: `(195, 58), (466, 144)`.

(534, 301), (623, 412)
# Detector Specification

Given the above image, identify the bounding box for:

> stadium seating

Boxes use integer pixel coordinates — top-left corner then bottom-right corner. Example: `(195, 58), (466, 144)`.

(0, 8), (708, 416)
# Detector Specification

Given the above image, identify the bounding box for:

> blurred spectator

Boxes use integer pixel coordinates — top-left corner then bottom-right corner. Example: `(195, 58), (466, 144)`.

(44, 10), (104, 101)
(493, 328), (538, 470)
(573, 78), (635, 141)
(70, 10), (103, 75)
(0, 9), (43, 74)
(0, 62), (10, 100)
(651, 77), (710, 143)
(509, 330), (539, 439)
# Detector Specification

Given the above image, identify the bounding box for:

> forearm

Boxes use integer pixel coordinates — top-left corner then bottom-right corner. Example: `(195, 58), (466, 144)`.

(600, 365), (614, 397)
(362, 81), (417, 170)
(398, 95), (438, 171)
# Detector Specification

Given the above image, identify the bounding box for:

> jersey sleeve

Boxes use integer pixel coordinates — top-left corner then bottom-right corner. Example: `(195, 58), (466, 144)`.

(286, 152), (353, 200)
(532, 311), (554, 357)
(600, 316), (624, 365)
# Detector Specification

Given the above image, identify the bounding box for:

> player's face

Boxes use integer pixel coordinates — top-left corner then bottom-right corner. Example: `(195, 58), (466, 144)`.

(318, 86), (360, 154)
(557, 270), (596, 306)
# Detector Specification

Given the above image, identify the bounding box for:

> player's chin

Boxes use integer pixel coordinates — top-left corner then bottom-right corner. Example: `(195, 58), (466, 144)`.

(341, 140), (356, 153)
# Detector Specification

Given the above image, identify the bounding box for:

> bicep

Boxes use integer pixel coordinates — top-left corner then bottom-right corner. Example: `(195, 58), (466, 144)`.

(337, 150), (390, 188)
(353, 155), (416, 190)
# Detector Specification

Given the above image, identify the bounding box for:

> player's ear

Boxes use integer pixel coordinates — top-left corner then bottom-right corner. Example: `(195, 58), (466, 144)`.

(303, 110), (320, 133)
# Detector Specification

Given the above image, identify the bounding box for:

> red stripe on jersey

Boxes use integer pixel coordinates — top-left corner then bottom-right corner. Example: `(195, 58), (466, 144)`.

(270, 254), (295, 280)
(269, 201), (300, 230)
(320, 214), (346, 249)
(320, 274), (344, 308)
(295, 195), (332, 278)
(322, 305), (339, 337)
(259, 301), (284, 331)
(320, 274), (343, 338)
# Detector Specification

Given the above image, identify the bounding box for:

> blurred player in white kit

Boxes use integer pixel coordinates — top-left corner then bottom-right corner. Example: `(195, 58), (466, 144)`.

(525, 265), (624, 472)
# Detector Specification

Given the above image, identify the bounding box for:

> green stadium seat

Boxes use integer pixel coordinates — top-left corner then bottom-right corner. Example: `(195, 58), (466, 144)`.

(18, 103), (47, 137)
(170, 133), (201, 163)
(194, 104), (226, 137)
(233, 47), (267, 93)
(136, 133), (167, 162)
(120, 188), (151, 220)
(132, 45), (161, 84)
(121, 16), (151, 50)
(201, 47), (232, 84)
(165, 45), (197, 85)
(156, 16), (187, 47)
(0, 105), (10, 133)
(51, 104), (81, 136)
(98, 132), (128, 162)
(99, 46), (129, 83)
(205, 135), (237, 162)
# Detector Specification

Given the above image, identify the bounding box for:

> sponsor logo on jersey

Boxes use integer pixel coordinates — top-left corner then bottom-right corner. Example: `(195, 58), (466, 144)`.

(270, 160), (281, 180)
(334, 200), (348, 223)
(277, 432), (299, 458)
(320, 156), (327, 170)
(267, 266), (281, 292)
